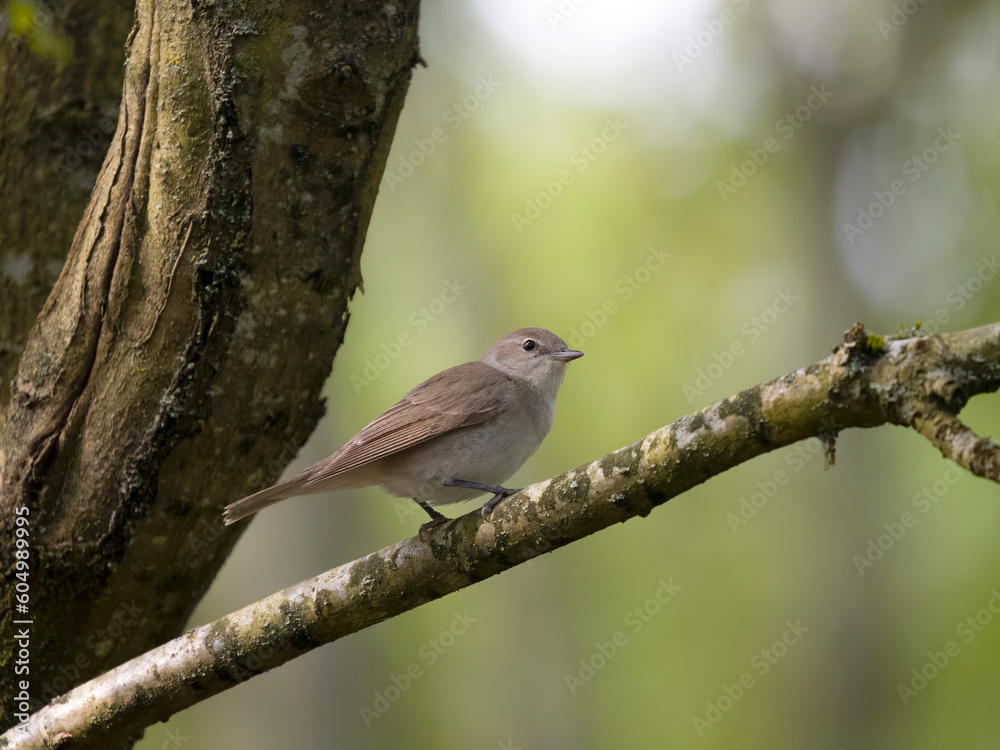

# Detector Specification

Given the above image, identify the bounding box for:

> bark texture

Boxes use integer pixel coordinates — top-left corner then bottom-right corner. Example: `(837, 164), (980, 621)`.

(4, 321), (999, 748)
(0, 0), (135, 422)
(0, 0), (420, 735)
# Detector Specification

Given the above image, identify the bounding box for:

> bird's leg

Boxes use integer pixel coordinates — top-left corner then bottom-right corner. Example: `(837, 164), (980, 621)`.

(442, 479), (522, 522)
(414, 498), (450, 541)
(480, 488), (519, 520)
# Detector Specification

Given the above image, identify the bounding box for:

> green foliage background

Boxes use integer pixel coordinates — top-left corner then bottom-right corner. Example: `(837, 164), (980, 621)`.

(140, 1), (1000, 747)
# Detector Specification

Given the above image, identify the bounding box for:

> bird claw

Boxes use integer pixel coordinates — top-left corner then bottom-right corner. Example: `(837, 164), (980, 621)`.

(481, 487), (522, 522)
(418, 516), (448, 542)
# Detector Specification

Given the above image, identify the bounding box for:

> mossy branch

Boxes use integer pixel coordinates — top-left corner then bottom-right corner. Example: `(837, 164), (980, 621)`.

(6, 321), (1000, 749)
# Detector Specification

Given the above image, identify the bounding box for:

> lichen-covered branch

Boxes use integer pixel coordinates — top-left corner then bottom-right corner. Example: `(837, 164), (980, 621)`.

(5, 321), (999, 748)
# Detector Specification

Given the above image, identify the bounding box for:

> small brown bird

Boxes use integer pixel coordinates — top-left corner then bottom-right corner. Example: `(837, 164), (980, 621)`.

(223, 327), (583, 536)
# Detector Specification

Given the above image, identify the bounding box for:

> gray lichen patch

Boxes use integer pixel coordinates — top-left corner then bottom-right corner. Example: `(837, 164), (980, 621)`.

(347, 550), (394, 596)
(718, 386), (770, 445)
(598, 446), (641, 484)
(540, 470), (591, 512)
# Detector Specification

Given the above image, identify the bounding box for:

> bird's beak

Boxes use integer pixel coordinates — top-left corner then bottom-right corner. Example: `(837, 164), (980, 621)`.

(550, 349), (584, 362)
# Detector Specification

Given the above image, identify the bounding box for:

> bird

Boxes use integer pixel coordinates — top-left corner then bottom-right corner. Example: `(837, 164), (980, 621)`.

(223, 327), (583, 537)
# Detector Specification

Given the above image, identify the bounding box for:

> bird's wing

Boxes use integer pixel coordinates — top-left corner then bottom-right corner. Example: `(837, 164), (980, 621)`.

(302, 361), (510, 485)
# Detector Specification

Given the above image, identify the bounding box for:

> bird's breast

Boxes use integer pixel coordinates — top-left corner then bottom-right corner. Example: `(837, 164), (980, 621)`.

(378, 388), (556, 504)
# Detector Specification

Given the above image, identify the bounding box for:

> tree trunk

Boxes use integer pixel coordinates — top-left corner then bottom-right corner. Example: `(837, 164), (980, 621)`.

(0, 0), (135, 420)
(0, 0), (420, 738)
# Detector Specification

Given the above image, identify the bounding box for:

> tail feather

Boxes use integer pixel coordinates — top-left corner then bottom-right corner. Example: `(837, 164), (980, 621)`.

(223, 476), (307, 525)
(224, 457), (384, 524)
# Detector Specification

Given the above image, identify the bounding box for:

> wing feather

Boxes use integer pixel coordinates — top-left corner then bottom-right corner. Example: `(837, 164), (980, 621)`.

(302, 361), (509, 486)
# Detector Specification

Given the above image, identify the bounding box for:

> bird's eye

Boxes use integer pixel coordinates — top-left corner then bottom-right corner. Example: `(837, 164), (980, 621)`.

(522, 338), (537, 352)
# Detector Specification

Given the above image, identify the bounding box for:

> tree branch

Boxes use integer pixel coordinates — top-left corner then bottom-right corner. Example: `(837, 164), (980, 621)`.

(6, 321), (1000, 748)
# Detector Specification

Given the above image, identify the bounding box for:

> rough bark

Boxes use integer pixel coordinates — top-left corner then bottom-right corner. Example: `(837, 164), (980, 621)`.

(0, 0), (420, 736)
(5, 321), (999, 748)
(0, 0), (135, 423)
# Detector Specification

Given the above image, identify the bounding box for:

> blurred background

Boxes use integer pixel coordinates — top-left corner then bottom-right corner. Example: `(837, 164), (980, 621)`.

(139, 0), (1000, 747)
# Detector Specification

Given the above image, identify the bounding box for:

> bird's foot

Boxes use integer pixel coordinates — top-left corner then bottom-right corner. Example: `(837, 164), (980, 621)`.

(414, 498), (450, 542)
(418, 516), (449, 542)
(481, 486), (522, 522)
(439, 479), (522, 523)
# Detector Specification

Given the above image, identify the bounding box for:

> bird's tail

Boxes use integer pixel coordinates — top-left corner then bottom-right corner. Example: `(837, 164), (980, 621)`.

(223, 475), (308, 525)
